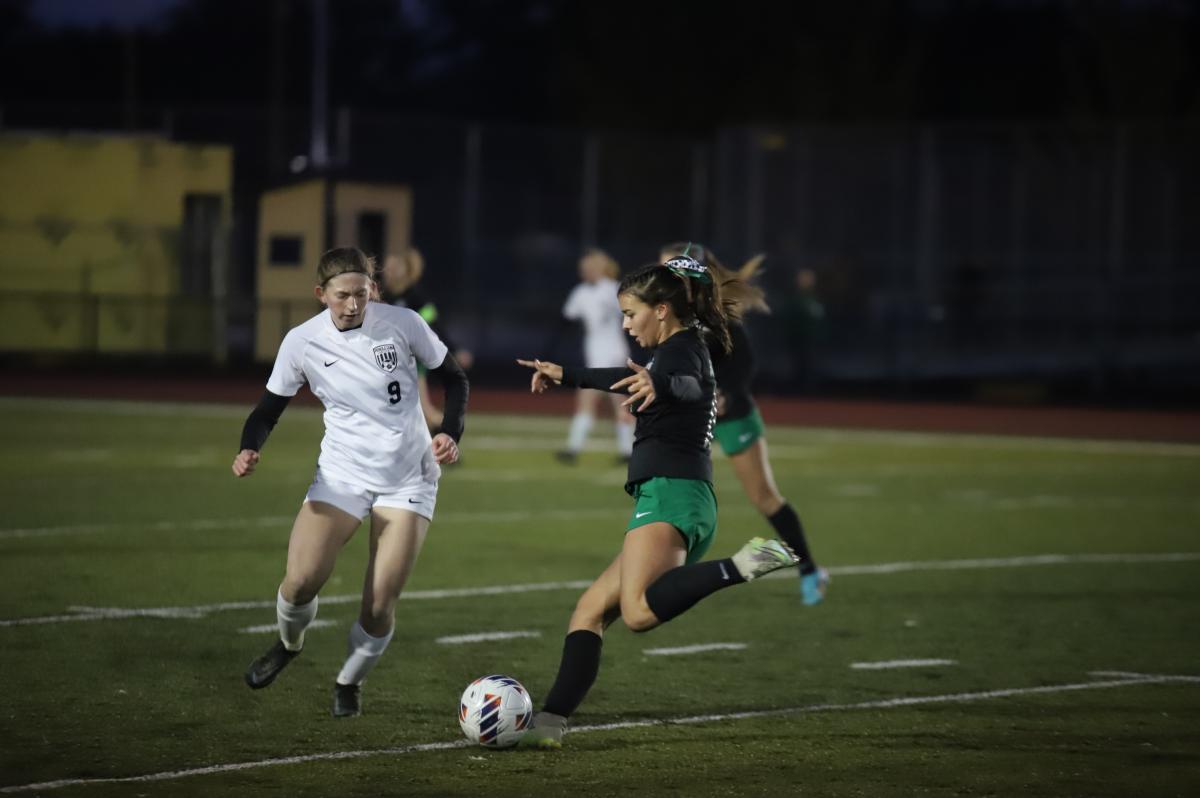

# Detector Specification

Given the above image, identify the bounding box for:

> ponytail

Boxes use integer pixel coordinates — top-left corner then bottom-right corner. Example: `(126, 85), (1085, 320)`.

(618, 255), (738, 354)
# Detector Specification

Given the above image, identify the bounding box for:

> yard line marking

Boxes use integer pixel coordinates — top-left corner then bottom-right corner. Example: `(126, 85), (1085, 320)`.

(0, 506), (659, 540)
(3, 672), (1197, 794)
(0, 515), (295, 540)
(801, 550), (1200, 579)
(644, 643), (748, 656)
(2, 552), (1197, 628)
(436, 630), (542, 645)
(238, 619), (338, 635)
(850, 658), (957, 670)
(7, 398), (1197, 455)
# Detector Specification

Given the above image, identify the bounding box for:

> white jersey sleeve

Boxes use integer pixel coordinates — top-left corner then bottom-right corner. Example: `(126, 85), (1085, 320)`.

(398, 307), (449, 370)
(265, 327), (308, 397)
(562, 283), (586, 321)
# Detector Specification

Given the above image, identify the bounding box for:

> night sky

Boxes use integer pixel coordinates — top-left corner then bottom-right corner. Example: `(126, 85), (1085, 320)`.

(2, 0), (1198, 127)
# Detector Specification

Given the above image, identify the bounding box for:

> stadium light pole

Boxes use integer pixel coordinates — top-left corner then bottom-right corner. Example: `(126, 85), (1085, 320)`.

(310, 0), (330, 170)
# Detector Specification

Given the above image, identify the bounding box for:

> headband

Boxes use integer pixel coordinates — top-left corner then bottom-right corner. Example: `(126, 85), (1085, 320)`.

(663, 254), (711, 284)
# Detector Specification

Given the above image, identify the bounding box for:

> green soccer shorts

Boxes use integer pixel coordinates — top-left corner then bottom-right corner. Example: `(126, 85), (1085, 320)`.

(627, 477), (718, 564)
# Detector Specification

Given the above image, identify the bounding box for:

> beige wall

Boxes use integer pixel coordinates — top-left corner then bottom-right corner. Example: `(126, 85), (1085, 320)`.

(254, 179), (412, 361)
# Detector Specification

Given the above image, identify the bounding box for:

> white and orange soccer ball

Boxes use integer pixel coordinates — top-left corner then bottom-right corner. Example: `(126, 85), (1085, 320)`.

(458, 674), (534, 749)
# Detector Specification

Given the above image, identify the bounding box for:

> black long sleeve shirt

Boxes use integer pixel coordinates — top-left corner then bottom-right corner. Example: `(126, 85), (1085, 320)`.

(711, 321), (756, 421)
(561, 328), (716, 494)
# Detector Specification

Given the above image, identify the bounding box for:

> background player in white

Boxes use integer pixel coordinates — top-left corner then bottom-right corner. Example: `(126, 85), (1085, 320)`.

(233, 246), (469, 718)
(557, 248), (635, 463)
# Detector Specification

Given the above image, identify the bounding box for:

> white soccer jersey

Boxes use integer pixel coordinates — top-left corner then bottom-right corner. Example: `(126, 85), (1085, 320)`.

(266, 303), (448, 493)
(562, 277), (629, 368)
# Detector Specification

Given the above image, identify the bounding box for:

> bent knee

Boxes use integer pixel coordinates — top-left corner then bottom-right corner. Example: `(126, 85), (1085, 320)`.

(280, 576), (321, 605)
(620, 598), (660, 633)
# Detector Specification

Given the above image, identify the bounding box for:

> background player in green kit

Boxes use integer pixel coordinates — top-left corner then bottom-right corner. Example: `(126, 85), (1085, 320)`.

(515, 253), (800, 749)
(661, 243), (830, 606)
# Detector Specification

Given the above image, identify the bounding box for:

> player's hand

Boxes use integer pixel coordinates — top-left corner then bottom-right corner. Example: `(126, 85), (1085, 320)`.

(455, 349), (475, 370)
(232, 449), (260, 477)
(515, 358), (563, 394)
(715, 388), (727, 417)
(610, 358), (656, 412)
(431, 432), (459, 465)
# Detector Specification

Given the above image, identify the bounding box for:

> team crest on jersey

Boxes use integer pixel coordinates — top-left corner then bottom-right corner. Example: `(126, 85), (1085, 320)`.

(373, 344), (399, 373)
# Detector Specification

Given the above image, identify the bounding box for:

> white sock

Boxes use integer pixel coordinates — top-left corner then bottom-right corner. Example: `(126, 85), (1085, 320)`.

(615, 421), (634, 456)
(336, 621), (394, 686)
(276, 589), (317, 652)
(566, 412), (594, 452)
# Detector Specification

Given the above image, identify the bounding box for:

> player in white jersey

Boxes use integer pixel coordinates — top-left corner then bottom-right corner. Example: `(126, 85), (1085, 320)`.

(233, 247), (469, 718)
(557, 249), (635, 463)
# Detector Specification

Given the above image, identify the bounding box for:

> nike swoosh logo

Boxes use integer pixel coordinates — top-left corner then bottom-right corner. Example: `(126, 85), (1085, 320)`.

(738, 433), (753, 442)
(635, 511), (652, 518)
(408, 498), (421, 504)
(324, 359), (340, 367)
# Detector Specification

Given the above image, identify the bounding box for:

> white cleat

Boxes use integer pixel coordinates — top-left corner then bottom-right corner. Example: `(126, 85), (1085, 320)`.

(731, 536), (801, 581)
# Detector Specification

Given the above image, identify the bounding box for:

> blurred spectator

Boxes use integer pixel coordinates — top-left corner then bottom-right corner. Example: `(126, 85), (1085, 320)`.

(778, 267), (826, 392)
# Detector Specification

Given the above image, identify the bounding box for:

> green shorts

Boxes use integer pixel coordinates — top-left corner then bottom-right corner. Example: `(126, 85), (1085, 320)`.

(627, 477), (718, 564)
(712, 407), (765, 456)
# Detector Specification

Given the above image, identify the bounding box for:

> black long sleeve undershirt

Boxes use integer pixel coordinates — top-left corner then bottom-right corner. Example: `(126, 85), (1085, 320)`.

(239, 390), (292, 452)
(431, 353), (469, 443)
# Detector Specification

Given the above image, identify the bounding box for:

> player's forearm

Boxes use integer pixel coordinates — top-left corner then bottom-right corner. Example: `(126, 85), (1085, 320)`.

(432, 354), (469, 442)
(561, 366), (631, 393)
(239, 390), (291, 452)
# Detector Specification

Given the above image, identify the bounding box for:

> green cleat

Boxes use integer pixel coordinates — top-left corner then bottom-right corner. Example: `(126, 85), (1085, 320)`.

(731, 536), (800, 581)
(517, 711), (567, 750)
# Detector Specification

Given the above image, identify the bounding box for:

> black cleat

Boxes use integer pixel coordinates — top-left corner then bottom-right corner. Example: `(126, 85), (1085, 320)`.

(554, 450), (579, 465)
(332, 683), (362, 718)
(244, 640), (300, 690)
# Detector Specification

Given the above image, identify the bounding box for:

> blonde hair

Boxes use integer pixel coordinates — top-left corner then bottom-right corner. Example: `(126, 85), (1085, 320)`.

(581, 248), (620, 280)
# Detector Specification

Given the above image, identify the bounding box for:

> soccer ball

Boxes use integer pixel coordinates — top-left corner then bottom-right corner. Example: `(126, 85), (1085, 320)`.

(458, 674), (534, 749)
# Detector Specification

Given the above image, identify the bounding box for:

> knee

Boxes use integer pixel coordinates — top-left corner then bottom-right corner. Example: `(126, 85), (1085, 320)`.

(620, 597), (660, 634)
(280, 576), (320, 606)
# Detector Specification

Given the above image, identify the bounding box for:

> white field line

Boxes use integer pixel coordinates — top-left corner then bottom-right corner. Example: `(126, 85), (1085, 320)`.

(3, 551), (1198, 629)
(644, 643), (748, 656)
(238, 619), (338, 635)
(3, 672), (1198, 795)
(0, 506), (769, 541)
(436, 630), (542, 645)
(5, 397), (1199, 455)
(850, 658), (957, 670)
(805, 550), (1200, 578)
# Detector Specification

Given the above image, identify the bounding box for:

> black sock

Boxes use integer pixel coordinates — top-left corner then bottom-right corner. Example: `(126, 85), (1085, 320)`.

(541, 630), (602, 719)
(768, 503), (817, 575)
(644, 559), (745, 624)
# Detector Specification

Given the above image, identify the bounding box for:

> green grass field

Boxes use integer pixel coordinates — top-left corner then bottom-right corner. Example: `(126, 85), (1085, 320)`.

(1, 396), (1198, 797)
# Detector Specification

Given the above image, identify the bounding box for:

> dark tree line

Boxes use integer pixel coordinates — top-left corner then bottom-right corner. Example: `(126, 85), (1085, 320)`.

(1, 0), (1197, 126)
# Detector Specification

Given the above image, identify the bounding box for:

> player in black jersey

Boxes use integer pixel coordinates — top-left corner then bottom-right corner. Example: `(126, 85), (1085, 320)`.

(514, 254), (801, 749)
(661, 243), (829, 606)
